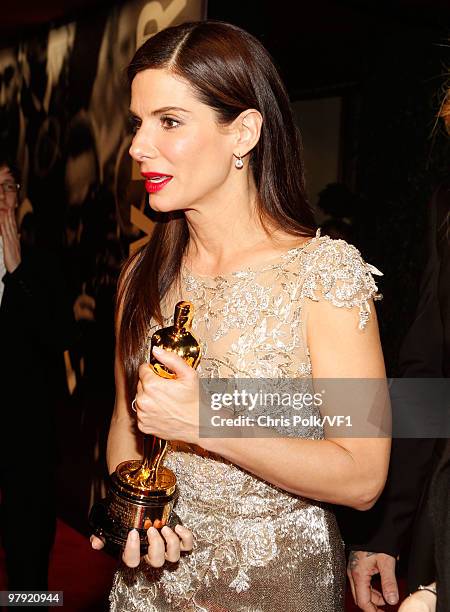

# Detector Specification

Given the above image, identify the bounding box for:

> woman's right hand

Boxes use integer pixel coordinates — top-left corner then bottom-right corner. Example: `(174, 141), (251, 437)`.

(90, 524), (193, 567)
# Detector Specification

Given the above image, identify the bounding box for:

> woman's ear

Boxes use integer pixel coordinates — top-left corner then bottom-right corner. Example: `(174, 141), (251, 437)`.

(232, 109), (263, 159)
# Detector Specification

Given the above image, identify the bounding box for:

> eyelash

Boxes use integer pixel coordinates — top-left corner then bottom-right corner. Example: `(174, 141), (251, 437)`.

(129, 115), (181, 134)
(129, 116), (141, 134)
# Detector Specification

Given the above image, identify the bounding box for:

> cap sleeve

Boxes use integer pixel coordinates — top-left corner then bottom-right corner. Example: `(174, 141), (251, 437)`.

(300, 237), (383, 330)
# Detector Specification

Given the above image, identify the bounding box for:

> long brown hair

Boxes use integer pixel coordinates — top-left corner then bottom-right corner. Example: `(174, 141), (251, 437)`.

(439, 84), (450, 241)
(118, 20), (317, 403)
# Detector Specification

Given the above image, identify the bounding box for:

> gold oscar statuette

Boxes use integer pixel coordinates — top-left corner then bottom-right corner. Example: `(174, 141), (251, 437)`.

(89, 301), (201, 553)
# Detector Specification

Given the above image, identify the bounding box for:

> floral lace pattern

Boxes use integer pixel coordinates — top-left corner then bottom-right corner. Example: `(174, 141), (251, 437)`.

(110, 231), (382, 611)
(299, 235), (383, 330)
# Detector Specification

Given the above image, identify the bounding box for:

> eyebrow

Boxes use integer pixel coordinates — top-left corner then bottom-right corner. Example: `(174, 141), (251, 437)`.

(129, 106), (191, 118)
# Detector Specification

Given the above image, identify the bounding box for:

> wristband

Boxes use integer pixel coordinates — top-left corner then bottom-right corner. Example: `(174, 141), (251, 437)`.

(417, 584), (437, 596)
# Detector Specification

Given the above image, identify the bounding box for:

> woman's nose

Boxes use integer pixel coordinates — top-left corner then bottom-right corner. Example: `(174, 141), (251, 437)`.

(129, 130), (158, 163)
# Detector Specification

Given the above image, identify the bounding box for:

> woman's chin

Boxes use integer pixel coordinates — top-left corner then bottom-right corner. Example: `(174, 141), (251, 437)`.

(150, 204), (172, 214)
(149, 199), (184, 214)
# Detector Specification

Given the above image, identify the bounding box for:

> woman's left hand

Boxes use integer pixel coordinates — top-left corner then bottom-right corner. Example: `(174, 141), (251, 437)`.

(135, 346), (200, 445)
(90, 524), (194, 568)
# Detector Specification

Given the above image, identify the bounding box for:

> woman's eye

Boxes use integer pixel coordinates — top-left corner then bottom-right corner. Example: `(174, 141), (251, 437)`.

(161, 116), (180, 130)
(129, 116), (141, 134)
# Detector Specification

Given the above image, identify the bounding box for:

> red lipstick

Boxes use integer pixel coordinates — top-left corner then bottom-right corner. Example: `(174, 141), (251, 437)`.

(141, 172), (173, 194)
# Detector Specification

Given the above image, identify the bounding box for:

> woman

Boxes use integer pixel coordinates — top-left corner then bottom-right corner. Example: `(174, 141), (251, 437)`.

(92, 21), (390, 611)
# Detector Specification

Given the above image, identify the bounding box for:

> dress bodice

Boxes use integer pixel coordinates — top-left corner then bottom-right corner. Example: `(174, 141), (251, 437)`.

(147, 228), (382, 379)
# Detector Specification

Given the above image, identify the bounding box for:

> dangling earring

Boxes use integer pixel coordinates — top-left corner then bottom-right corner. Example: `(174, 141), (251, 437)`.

(235, 153), (244, 169)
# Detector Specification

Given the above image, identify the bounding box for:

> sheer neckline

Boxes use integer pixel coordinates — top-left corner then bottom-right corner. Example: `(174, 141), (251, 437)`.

(182, 228), (323, 282)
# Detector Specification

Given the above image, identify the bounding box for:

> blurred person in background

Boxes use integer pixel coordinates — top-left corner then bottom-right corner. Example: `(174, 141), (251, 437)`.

(347, 85), (450, 612)
(0, 154), (72, 596)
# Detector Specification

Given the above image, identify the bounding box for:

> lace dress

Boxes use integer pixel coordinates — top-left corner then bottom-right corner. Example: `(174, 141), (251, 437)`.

(109, 229), (383, 612)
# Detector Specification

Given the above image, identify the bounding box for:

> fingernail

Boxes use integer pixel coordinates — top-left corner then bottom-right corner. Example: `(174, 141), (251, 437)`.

(148, 526), (158, 535)
(129, 529), (139, 540)
(152, 346), (164, 354)
(387, 594), (398, 604)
